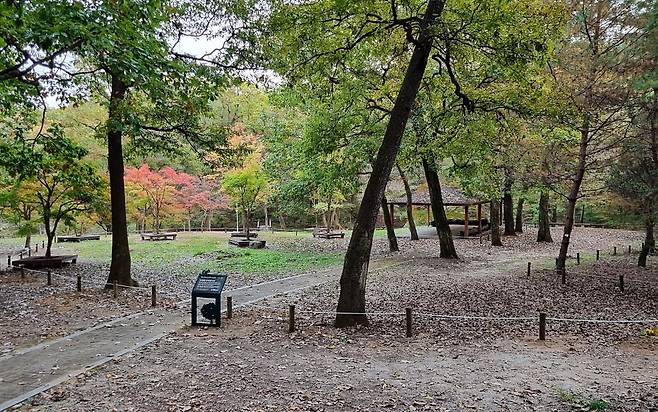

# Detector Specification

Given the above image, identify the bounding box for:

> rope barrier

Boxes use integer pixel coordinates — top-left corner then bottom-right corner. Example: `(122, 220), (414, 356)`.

(546, 316), (658, 324)
(416, 312), (534, 321)
(242, 303), (656, 326)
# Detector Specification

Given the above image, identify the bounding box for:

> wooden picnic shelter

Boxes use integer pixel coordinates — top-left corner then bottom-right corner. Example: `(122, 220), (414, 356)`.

(387, 187), (490, 237)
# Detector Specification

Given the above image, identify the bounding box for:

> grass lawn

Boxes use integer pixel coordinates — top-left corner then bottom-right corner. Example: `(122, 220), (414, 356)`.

(1, 232), (343, 275)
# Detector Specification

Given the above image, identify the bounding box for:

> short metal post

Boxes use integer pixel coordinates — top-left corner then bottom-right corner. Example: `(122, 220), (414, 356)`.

(288, 304), (295, 333)
(619, 275), (624, 293)
(539, 312), (546, 341)
(405, 308), (412, 338)
(226, 296), (233, 319)
(613, 246), (617, 256)
(596, 250), (600, 260)
(77, 275), (82, 292)
(47, 270), (52, 286)
(576, 252), (580, 265)
(527, 262), (531, 277)
(113, 280), (118, 298)
(151, 285), (157, 307)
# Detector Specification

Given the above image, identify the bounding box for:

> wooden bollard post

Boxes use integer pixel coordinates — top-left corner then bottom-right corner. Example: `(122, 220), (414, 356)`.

(288, 305), (295, 333)
(527, 262), (531, 277)
(539, 312), (546, 341)
(596, 250), (600, 260)
(35, 244), (39, 253)
(77, 275), (82, 292)
(151, 285), (157, 307)
(7, 255), (10, 266)
(19, 251), (23, 259)
(628, 245), (631, 254)
(613, 246), (617, 256)
(619, 275), (624, 293)
(576, 252), (580, 265)
(226, 296), (233, 319)
(405, 308), (412, 338)
(28, 248), (31, 257)
(20, 267), (25, 279)
(555, 257), (558, 268)
(47, 270), (52, 286)
(113, 280), (118, 298)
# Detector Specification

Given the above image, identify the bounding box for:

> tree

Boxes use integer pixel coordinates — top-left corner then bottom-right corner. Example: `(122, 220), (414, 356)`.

(609, 146), (657, 266)
(222, 164), (268, 239)
(552, 0), (642, 273)
(381, 195), (399, 252)
(269, 0), (565, 326)
(422, 157), (458, 257)
(125, 164), (192, 233)
(396, 163), (419, 240)
(0, 127), (104, 257)
(0, 181), (39, 248)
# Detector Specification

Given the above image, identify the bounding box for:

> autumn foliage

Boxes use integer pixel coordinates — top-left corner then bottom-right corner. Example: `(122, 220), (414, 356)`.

(124, 164), (226, 233)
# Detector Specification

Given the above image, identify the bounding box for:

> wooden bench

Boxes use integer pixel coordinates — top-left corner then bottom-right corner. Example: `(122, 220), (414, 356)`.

(313, 228), (345, 239)
(57, 235), (101, 242)
(141, 233), (177, 241)
(230, 232), (258, 238)
(12, 254), (78, 269)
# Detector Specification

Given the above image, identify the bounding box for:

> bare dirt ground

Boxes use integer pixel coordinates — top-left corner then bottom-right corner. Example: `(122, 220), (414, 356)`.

(12, 226), (658, 411)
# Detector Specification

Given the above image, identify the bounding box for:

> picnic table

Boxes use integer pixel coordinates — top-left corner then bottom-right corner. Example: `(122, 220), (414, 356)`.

(141, 232), (177, 241)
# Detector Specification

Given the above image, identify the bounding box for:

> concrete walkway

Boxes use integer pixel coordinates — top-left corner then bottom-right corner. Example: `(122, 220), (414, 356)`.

(0, 259), (403, 410)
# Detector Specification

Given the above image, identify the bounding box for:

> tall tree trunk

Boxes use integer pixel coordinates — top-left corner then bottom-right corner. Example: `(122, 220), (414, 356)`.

(557, 124), (588, 274)
(537, 191), (553, 242)
(335, 0), (445, 328)
(207, 209), (213, 231)
(45, 231), (54, 258)
(490, 200), (503, 246)
(422, 158), (458, 258)
(514, 198), (524, 233)
(105, 74), (136, 287)
(381, 195), (399, 252)
(638, 216), (654, 267)
(503, 180), (515, 236)
(24, 233), (31, 249)
(264, 205), (269, 228)
(243, 210), (248, 236)
(396, 164), (419, 240)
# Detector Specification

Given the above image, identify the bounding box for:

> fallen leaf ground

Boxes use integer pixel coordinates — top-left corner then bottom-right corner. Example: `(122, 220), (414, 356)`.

(4, 226), (657, 411)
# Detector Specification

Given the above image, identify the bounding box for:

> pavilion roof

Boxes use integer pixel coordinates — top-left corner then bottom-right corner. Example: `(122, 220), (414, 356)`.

(387, 187), (486, 206)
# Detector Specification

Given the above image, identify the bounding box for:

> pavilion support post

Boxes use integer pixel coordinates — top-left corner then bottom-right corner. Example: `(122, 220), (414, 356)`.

(477, 203), (482, 234)
(464, 206), (469, 237)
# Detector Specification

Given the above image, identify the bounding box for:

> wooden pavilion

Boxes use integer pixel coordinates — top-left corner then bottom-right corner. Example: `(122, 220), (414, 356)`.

(386, 187), (490, 237)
